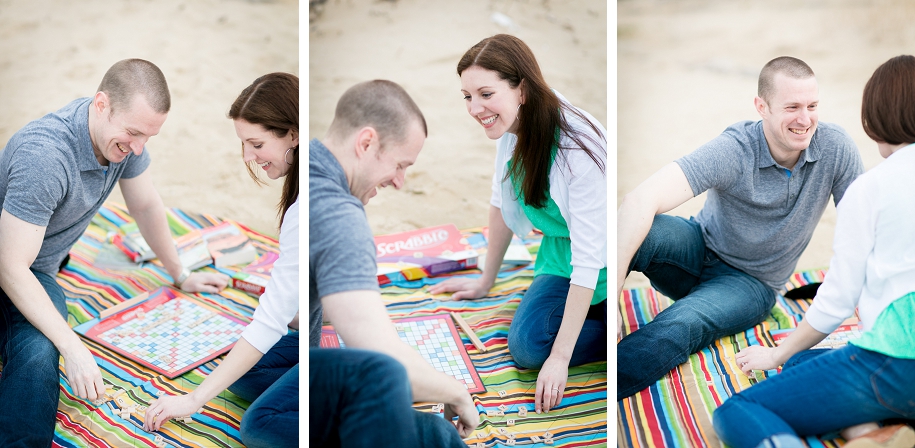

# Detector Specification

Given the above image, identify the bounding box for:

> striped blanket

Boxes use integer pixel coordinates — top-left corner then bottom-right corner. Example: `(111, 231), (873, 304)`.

(388, 229), (608, 448)
(617, 269), (850, 448)
(2, 202), (279, 448)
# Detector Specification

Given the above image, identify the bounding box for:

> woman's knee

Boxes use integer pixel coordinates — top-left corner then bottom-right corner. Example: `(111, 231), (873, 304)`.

(508, 328), (550, 369)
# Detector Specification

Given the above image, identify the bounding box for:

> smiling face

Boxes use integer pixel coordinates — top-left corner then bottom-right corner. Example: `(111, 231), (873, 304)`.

(756, 73), (819, 167)
(460, 66), (524, 140)
(236, 119), (298, 180)
(351, 121), (425, 205)
(90, 93), (167, 166)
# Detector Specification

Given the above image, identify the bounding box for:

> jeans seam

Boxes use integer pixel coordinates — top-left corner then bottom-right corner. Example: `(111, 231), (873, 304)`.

(871, 357), (912, 418)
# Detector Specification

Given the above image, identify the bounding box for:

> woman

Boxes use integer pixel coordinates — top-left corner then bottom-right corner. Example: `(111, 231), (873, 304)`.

(429, 34), (607, 414)
(713, 55), (915, 448)
(143, 73), (299, 448)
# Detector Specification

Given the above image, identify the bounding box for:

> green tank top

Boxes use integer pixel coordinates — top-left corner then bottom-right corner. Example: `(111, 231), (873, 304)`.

(849, 291), (915, 359)
(508, 147), (607, 305)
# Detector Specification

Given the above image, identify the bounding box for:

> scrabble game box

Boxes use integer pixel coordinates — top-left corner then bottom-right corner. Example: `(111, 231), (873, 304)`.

(374, 224), (478, 286)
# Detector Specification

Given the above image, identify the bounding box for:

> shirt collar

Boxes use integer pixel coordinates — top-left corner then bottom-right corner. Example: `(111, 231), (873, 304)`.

(75, 98), (106, 172)
(754, 120), (820, 170)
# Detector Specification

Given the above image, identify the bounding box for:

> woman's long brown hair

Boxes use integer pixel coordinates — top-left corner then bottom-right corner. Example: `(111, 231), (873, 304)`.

(457, 34), (605, 207)
(229, 73), (299, 228)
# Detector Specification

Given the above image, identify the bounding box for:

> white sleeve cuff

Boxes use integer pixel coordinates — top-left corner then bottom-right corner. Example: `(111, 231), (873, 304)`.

(570, 266), (600, 291)
(240, 319), (284, 355)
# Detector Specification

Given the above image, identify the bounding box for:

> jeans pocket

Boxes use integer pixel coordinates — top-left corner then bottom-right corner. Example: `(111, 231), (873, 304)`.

(872, 357), (915, 418)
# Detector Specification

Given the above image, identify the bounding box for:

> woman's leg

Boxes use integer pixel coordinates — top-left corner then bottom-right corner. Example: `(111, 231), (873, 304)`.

(714, 345), (915, 448)
(240, 364), (298, 448)
(508, 274), (606, 369)
(228, 332), (298, 403)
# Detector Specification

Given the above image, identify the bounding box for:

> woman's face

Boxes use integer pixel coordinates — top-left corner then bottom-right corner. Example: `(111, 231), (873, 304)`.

(235, 119), (298, 180)
(460, 66), (523, 140)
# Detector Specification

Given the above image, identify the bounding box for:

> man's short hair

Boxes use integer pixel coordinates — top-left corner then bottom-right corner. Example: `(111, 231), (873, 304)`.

(757, 56), (815, 104)
(97, 59), (170, 115)
(326, 80), (427, 148)
(862, 55), (915, 145)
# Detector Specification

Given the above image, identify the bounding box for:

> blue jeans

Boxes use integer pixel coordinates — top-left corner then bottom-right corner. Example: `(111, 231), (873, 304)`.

(713, 345), (915, 448)
(0, 270), (68, 448)
(508, 274), (607, 368)
(309, 348), (466, 448)
(618, 215), (775, 400)
(228, 332), (299, 448)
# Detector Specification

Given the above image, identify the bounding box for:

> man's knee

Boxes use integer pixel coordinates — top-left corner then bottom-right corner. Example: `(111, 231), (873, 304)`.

(8, 330), (61, 374)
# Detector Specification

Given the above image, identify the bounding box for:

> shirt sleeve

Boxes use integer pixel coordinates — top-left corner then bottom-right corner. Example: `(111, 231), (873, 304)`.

(2, 144), (68, 227)
(803, 174), (876, 334)
(566, 141), (607, 290)
(675, 127), (746, 197)
(240, 200), (300, 354)
(829, 136), (865, 206)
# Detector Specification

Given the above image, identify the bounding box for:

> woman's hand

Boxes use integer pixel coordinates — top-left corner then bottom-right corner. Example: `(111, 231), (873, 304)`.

(143, 392), (204, 432)
(427, 278), (491, 300)
(534, 355), (569, 414)
(735, 346), (782, 375)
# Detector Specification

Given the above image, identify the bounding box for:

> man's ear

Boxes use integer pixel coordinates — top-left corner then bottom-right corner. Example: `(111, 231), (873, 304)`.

(753, 96), (768, 119)
(94, 91), (110, 116)
(353, 127), (378, 159)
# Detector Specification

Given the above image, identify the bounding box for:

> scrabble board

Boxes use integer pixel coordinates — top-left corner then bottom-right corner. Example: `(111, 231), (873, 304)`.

(74, 287), (249, 378)
(321, 314), (485, 394)
(771, 323), (863, 350)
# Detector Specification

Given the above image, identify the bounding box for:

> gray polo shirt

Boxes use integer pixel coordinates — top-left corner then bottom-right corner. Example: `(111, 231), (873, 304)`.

(0, 98), (150, 275)
(676, 120), (863, 290)
(308, 138), (379, 347)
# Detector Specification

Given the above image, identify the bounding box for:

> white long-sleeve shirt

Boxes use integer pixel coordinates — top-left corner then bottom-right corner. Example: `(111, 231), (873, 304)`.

(805, 143), (915, 334)
(490, 91), (607, 290)
(240, 199), (299, 354)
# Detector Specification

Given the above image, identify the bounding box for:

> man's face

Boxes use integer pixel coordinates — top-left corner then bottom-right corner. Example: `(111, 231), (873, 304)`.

(352, 122), (425, 205)
(757, 74), (819, 163)
(92, 93), (167, 165)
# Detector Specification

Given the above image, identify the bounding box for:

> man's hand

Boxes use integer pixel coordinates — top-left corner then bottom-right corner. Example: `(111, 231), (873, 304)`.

(534, 354), (569, 414)
(179, 272), (230, 294)
(427, 278), (491, 300)
(61, 343), (105, 401)
(444, 393), (480, 438)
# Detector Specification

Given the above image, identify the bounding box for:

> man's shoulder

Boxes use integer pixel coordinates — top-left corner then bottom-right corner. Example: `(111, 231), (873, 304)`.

(6, 99), (88, 158)
(813, 121), (854, 144)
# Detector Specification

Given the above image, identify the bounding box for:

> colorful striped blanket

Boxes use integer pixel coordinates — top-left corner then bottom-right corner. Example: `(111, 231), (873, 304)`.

(1, 202), (279, 448)
(617, 269), (850, 448)
(388, 229), (608, 447)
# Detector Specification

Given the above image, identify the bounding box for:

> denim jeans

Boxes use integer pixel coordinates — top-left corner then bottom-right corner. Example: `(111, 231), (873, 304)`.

(0, 270), (68, 448)
(309, 348), (466, 448)
(228, 332), (298, 448)
(618, 215), (775, 400)
(508, 274), (607, 369)
(713, 345), (915, 448)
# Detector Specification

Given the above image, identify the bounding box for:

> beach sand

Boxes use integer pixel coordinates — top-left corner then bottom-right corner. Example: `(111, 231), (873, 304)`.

(619, 0), (915, 289)
(0, 0), (298, 236)
(309, 0), (607, 234)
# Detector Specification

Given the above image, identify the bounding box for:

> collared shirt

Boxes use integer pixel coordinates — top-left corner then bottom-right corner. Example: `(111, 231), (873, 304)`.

(0, 98), (150, 274)
(676, 120), (863, 290)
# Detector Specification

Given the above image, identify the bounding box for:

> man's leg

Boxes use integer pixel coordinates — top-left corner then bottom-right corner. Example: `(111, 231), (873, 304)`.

(619, 248), (774, 400)
(508, 274), (607, 368)
(239, 364), (298, 448)
(0, 270), (68, 448)
(413, 409), (467, 448)
(228, 332), (298, 403)
(713, 345), (915, 448)
(309, 348), (420, 448)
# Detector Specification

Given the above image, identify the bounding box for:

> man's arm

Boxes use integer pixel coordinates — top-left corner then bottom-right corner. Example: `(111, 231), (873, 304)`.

(0, 210), (105, 399)
(119, 172), (228, 293)
(322, 290), (480, 436)
(617, 163), (694, 332)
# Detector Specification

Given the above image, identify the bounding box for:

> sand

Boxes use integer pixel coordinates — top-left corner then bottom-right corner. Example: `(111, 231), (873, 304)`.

(0, 0), (299, 236)
(309, 0), (607, 234)
(618, 0), (915, 289)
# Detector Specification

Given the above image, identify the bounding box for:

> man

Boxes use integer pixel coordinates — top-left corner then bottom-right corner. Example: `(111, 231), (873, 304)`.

(617, 57), (864, 400)
(310, 80), (479, 447)
(0, 59), (229, 447)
